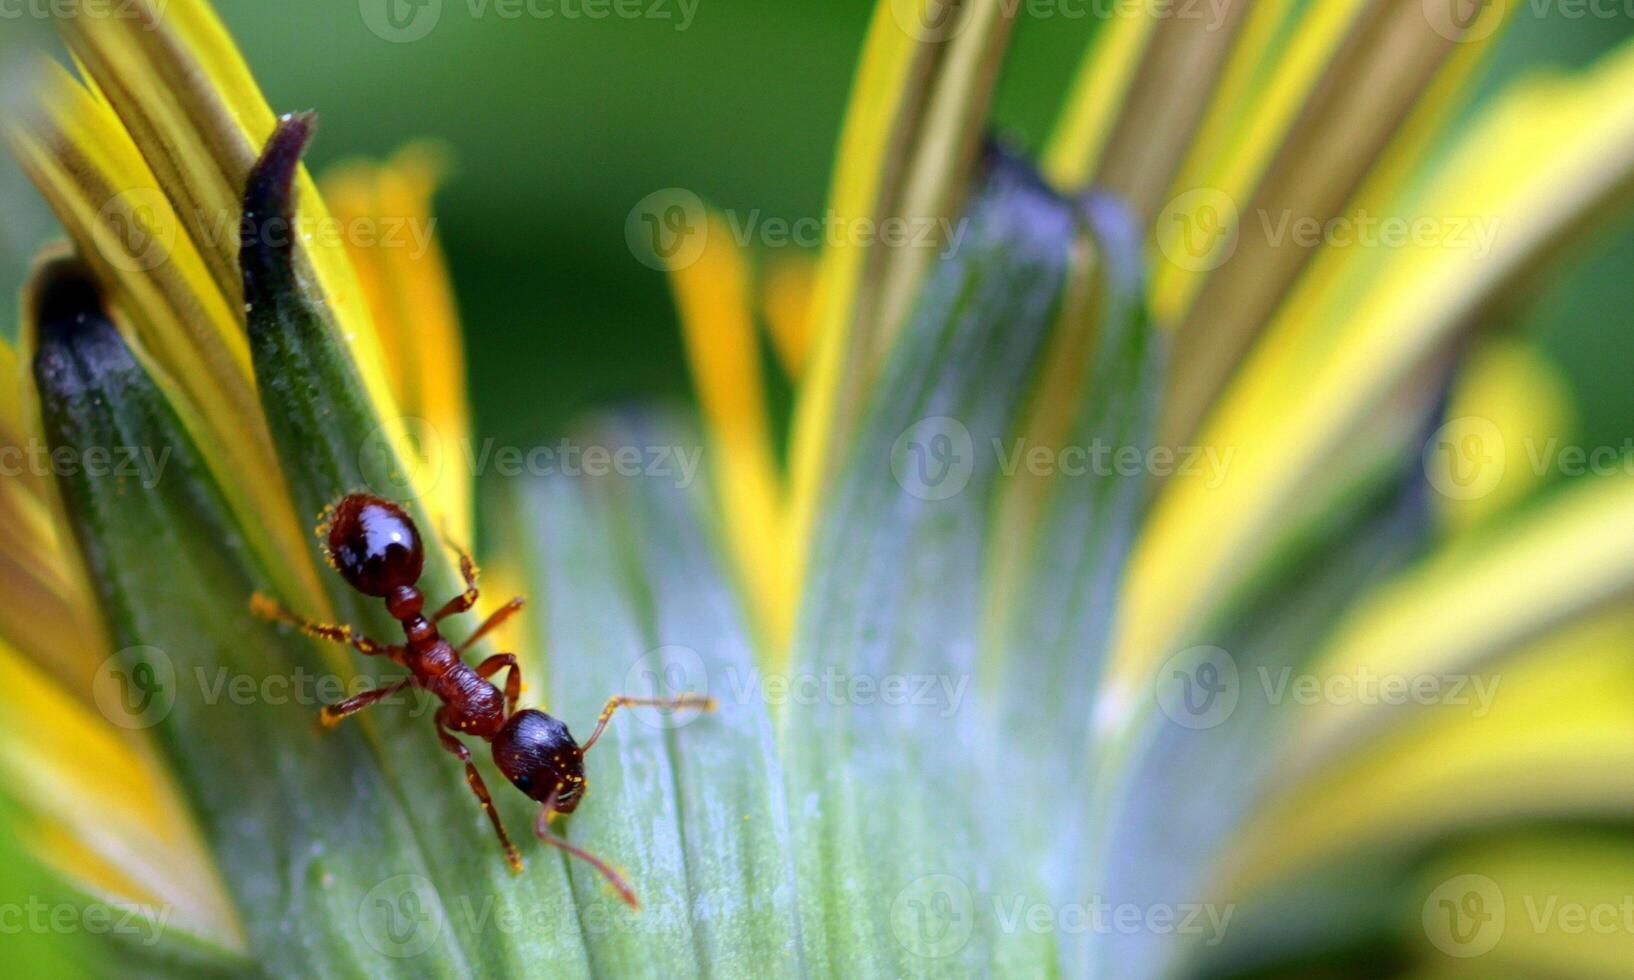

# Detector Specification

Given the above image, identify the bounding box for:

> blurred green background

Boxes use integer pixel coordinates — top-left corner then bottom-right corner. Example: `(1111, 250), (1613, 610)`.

(2, 2), (1633, 457)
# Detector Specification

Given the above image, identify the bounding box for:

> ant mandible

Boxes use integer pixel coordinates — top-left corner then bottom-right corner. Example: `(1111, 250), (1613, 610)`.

(252, 492), (714, 908)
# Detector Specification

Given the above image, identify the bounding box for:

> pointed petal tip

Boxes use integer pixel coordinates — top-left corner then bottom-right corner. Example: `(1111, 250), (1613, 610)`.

(241, 110), (319, 304)
(243, 110), (318, 232)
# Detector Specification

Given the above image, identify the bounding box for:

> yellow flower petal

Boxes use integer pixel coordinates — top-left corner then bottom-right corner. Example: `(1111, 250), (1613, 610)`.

(1078, 5), (1254, 224)
(0, 641), (242, 948)
(1042, 9), (1158, 189)
(1412, 835), (1634, 974)
(1161, 0), (1513, 443)
(8, 63), (324, 613)
(1, 286), (107, 695)
(1430, 338), (1574, 535)
(54, 0), (446, 529)
(669, 210), (788, 651)
(322, 145), (473, 542)
(1104, 35), (1634, 728)
(759, 254), (816, 380)
(1148, 0), (1366, 318)
(1293, 470), (1634, 768)
(1225, 609), (1634, 894)
(866, 0), (1016, 362)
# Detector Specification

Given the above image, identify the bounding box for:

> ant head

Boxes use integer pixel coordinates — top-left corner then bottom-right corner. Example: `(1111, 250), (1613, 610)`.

(324, 493), (424, 597)
(491, 709), (587, 812)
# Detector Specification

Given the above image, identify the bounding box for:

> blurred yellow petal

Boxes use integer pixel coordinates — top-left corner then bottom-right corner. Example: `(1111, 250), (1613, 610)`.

(322, 145), (473, 541)
(0, 642), (241, 948)
(1226, 609), (1634, 894)
(760, 254), (816, 380)
(1291, 470), (1634, 768)
(1104, 36), (1634, 728)
(1429, 338), (1574, 535)
(1412, 836), (1634, 976)
(866, 0), (1015, 362)
(1082, 3), (1253, 225)
(1161, 0), (1512, 442)
(670, 210), (788, 651)
(1147, 0), (1303, 220)
(1042, 9), (1158, 189)
(60, 0), (380, 362)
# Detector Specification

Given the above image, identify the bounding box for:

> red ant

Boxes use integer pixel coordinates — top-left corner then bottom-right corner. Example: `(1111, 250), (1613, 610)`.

(252, 492), (714, 908)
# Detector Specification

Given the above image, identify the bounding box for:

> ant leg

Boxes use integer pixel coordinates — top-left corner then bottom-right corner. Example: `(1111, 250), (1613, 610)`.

(476, 654), (522, 715)
(251, 593), (400, 661)
(432, 543), (480, 623)
(455, 597), (526, 656)
(581, 693), (719, 753)
(535, 786), (639, 909)
(320, 676), (417, 729)
(435, 708), (523, 873)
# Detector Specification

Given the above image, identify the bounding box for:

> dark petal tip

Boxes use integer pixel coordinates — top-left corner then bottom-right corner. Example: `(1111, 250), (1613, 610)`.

(241, 111), (318, 302)
(31, 258), (105, 342)
(244, 112), (317, 222)
(30, 258), (131, 395)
